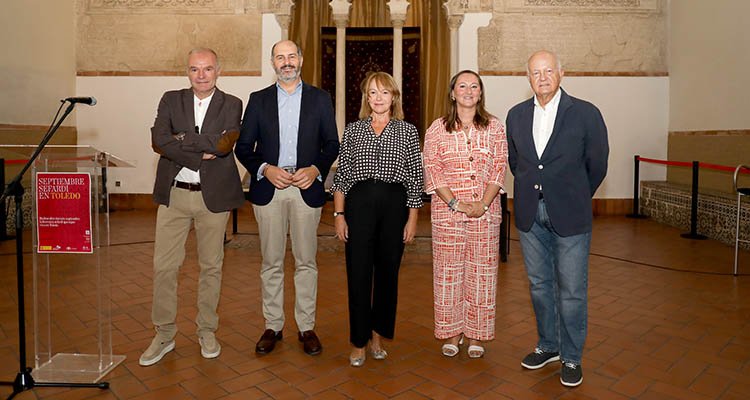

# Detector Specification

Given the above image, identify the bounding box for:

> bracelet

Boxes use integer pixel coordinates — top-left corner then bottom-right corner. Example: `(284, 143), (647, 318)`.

(447, 198), (458, 211)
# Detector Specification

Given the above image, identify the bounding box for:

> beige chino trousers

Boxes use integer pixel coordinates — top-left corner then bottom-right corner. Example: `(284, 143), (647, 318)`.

(253, 186), (321, 332)
(152, 186), (229, 340)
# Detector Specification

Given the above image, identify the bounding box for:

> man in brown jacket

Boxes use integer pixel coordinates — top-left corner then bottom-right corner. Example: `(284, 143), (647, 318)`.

(140, 48), (245, 366)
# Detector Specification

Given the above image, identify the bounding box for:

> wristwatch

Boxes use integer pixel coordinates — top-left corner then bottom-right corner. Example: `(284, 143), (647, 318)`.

(333, 211), (345, 217)
(447, 198), (458, 211)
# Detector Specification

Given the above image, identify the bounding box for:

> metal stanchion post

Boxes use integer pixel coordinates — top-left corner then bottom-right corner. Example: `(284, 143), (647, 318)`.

(500, 192), (508, 262)
(627, 155), (647, 219)
(681, 161), (707, 240)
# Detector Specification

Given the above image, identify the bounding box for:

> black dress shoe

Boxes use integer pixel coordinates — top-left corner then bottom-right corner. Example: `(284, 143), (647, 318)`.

(255, 329), (282, 354)
(298, 330), (322, 355)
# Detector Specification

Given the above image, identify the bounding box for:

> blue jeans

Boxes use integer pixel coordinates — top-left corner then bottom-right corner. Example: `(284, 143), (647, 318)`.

(518, 200), (591, 365)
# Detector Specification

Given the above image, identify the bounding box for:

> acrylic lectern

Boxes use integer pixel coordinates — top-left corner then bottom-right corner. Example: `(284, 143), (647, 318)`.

(3, 145), (132, 383)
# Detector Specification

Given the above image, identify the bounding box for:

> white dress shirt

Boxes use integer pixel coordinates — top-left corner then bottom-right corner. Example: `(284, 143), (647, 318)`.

(175, 91), (214, 183)
(532, 88), (562, 159)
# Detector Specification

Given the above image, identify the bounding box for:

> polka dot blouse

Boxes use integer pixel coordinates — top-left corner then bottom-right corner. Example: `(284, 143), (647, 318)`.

(331, 117), (424, 208)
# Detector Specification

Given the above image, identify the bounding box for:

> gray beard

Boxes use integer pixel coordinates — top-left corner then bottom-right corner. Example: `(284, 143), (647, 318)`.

(277, 69), (299, 82)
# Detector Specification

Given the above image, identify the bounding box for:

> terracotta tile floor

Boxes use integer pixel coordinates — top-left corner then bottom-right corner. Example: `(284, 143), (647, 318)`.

(1, 203), (749, 399)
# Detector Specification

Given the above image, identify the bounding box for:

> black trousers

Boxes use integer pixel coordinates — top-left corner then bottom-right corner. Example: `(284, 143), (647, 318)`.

(345, 180), (409, 348)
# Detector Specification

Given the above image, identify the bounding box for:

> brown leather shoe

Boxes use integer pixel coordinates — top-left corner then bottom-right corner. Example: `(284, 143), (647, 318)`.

(298, 330), (322, 355)
(255, 329), (282, 354)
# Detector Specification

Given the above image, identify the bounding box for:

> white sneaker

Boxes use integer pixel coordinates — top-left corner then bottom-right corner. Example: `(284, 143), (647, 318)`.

(200, 333), (221, 359)
(139, 336), (175, 366)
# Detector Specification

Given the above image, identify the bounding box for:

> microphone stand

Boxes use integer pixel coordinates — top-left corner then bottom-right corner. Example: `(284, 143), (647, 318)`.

(0, 101), (108, 399)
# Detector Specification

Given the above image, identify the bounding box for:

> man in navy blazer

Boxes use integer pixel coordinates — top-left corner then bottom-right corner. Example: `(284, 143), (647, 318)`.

(236, 40), (339, 356)
(506, 50), (608, 387)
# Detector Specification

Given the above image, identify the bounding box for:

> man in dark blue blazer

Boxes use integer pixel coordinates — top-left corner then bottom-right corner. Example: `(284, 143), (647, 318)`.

(507, 50), (608, 387)
(236, 40), (339, 356)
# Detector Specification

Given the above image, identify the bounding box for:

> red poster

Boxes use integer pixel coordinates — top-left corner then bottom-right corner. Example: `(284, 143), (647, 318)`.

(36, 172), (93, 254)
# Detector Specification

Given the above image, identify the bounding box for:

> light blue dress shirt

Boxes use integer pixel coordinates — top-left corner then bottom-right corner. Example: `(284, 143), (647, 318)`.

(257, 81), (303, 180)
(277, 80), (302, 168)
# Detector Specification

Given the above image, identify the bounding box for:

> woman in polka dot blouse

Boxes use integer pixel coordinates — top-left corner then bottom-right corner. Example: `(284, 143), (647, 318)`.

(331, 72), (424, 367)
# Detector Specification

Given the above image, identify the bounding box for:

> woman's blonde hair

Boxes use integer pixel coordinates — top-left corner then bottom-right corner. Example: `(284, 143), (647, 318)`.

(358, 71), (404, 120)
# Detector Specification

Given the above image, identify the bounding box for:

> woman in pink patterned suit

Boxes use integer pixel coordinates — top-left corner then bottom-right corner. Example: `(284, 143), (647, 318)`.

(423, 70), (507, 358)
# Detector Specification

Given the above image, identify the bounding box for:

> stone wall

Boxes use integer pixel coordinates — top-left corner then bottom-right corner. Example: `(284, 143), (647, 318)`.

(478, 0), (667, 75)
(76, 0), (265, 75)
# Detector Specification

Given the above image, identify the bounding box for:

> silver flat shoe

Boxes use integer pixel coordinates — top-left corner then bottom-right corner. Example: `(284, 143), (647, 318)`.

(371, 348), (388, 360)
(350, 347), (366, 367)
(350, 354), (366, 367)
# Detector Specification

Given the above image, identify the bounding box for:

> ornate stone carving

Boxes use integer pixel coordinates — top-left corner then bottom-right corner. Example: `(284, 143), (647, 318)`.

(259, 0), (293, 14)
(388, 0), (410, 25)
(85, 0), (247, 14)
(500, 0), (659, 13)
(525, 0), (639, 6)
(275, 14), (291, 32)
(443, 0), (492, 15)
(329, 0), (351, 28)
(77, 1), (263, 73)
(92, 0), (219, 6)
(479, 0), (666, 74)
(446, 14), (464, 29)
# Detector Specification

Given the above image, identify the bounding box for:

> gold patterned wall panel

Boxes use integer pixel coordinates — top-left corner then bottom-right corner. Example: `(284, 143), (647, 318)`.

(480, 0), (667, 75)
(77, 0), (262, 75)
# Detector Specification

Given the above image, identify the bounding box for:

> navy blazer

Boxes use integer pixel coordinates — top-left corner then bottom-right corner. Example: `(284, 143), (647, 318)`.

(506, 88), (609, 236)
(236, 82), (340, 207)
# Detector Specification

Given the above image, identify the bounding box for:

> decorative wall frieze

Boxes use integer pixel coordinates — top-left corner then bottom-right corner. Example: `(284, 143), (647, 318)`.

(525, 0), (639, 6)
(84, 0), (249, 14)
(443, 0), (493, 15)
(479, 0), (666, 74)
(497, 0), (660, 14)
(258, 0), (293, 14)
(77, 0), (263, 73)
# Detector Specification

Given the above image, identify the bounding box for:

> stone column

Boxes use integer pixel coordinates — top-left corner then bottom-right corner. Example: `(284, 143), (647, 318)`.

(269, 0), (295, 40)
(330, 0), (351, 139)
(446, 14), (464, 76)
(275, 15), (291, 40)
(388, 0), (410, 91)
(443, 1), (472, 76)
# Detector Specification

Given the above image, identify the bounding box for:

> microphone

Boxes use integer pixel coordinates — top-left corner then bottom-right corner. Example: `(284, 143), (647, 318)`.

(64, 96), (97, 106)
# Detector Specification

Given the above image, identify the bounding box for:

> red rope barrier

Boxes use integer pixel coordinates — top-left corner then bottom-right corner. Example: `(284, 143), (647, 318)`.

(699, 162), (745, 173)
(637, 157), (692, 167)
(637, 156), (750, 174)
